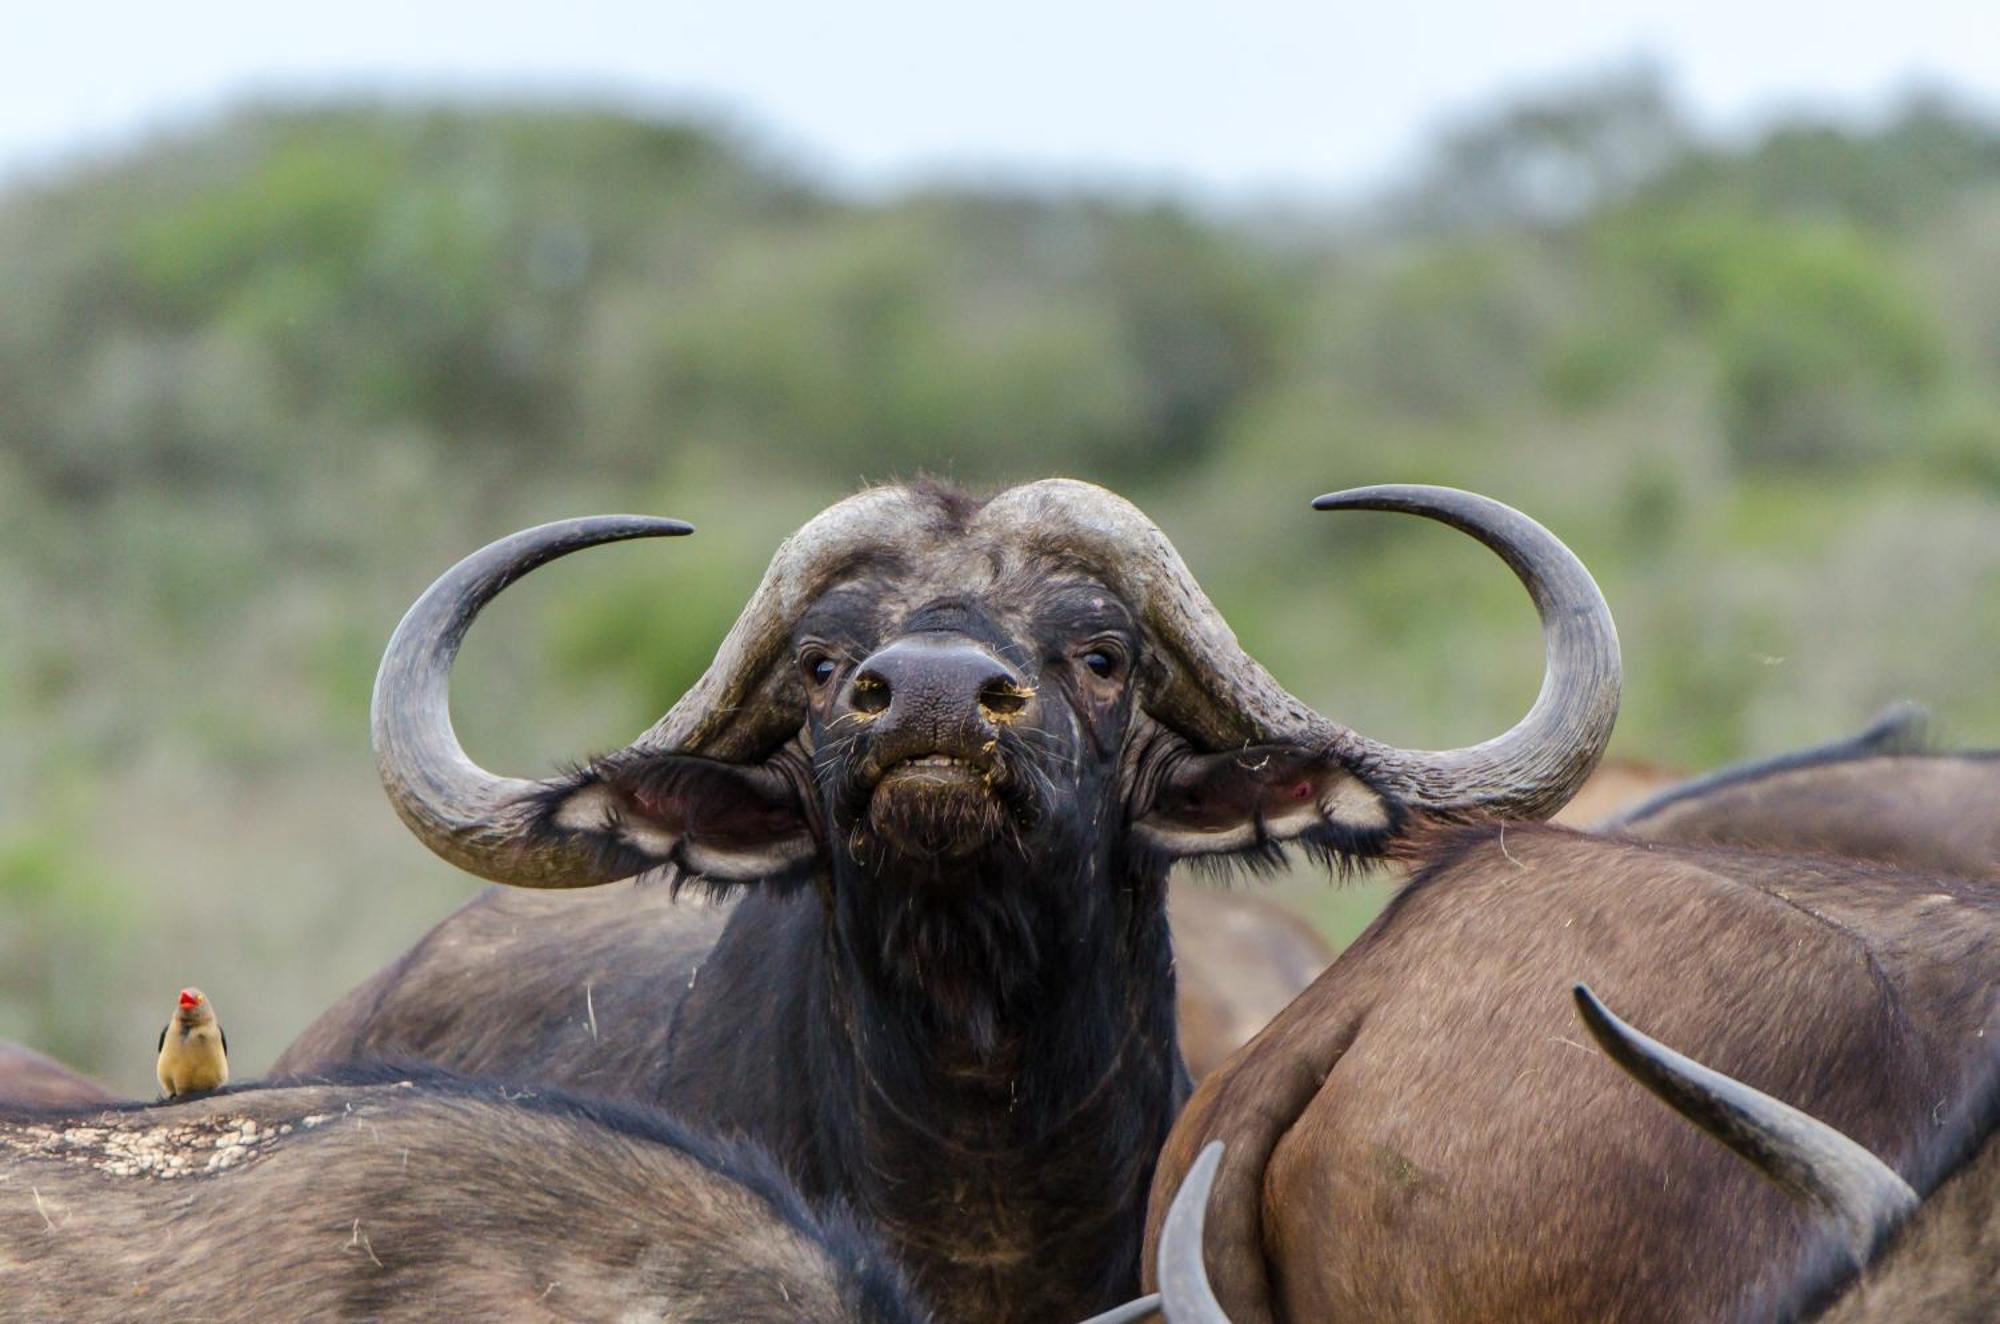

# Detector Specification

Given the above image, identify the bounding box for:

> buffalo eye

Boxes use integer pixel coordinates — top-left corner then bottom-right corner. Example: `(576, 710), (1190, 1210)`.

(802, 652), (839, 687)
(1080, 647), (1122, 679)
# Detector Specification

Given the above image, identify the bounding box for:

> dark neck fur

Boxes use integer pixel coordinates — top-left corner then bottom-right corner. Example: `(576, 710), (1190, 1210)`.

(802, 843), (1188, 1322)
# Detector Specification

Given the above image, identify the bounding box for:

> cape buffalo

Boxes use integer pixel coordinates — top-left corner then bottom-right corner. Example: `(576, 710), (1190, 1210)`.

(1604, 704), (1999, 879)
(1575, 984), (1998, 1323)
(1548, 759), (1686, 827)
(0, 1067), (1232, 1323)
(276, 479), (1621, 1320)
(1599, 701), (1928, 832)
(0, 1041), (116, 1108)
(1143, 823), (2000, 1323)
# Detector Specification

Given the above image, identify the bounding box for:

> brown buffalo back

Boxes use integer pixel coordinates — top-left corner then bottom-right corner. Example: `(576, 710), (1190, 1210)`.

(0, 1043), (116, 1108)
(1144, 824), (2000, 1324)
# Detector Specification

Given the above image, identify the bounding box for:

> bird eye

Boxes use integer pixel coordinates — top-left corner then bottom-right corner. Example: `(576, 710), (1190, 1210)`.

(803, 653), (838, 687)
(1082, 649), (1118, 678)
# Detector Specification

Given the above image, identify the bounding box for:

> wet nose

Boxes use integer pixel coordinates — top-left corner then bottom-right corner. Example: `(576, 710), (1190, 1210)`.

(846, 637), (1030, 752)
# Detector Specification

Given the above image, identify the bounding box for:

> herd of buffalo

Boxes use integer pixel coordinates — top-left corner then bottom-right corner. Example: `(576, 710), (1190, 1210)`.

(2, 478), (1994, 1322)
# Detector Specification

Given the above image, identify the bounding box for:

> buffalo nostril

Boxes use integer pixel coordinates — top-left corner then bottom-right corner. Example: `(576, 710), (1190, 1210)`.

(978, 679), (1029, 721)
(851, 671), (891, 715)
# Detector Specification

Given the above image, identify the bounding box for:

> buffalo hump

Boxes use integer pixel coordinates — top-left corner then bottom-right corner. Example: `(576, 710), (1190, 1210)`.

(1145, 823), (2000, 1324)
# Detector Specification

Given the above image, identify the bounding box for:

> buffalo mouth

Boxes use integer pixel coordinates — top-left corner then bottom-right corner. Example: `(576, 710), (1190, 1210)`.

(879, 753), (988, 786)
(863, 753), (1013, 860)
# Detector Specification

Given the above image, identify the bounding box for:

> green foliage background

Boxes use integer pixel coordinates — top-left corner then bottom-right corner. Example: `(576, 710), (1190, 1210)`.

(3, 71), (1998, 1091)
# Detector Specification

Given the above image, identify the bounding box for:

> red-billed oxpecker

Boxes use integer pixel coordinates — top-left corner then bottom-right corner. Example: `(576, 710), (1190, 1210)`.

(156, 987), (228, 1098)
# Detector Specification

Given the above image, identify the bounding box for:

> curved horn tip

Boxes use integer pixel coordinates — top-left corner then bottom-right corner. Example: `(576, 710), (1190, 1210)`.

(371, 513), (698, 889)
(1571, 983), (1919, 1264)
(1155, 1140), (1231, 1324)
(1312, 483), (1496, 514)
(1303, 483), (1620, 823)
(1313, 483), (1438, 511)
(1309, 485), (1573, 546)
(1569, 981), (1683, 1088)
(1572, 982), (1611, 1029)
(1859, 699), (1930, 751)
(1572, 983), (1636, 1066)
(560, 515), (693, 540)
(513, 514), (694, 538)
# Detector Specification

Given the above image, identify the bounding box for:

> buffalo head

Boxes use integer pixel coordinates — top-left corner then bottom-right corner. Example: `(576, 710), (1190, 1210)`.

(370, 480), (1617, 908)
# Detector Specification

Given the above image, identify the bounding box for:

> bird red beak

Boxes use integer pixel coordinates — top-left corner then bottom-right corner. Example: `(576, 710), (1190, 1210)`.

(179, 989), (200, 1009)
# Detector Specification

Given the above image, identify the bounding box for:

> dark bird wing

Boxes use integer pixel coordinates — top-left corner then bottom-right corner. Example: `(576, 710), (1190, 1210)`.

(157, 1024), (166, 1054)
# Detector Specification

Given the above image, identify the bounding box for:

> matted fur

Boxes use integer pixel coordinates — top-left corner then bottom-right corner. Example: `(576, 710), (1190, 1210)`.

(1612, 750), (2000, 880)
(0, 1066), (923, 1324)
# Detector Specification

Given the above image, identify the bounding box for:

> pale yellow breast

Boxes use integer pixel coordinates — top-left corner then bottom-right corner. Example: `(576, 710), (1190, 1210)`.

(157, 1023), (228, 1096)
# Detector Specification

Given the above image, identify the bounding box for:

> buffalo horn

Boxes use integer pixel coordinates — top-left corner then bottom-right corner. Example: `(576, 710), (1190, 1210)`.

(1573, 983), (1918, 1266)
(1072, 1140), (1232, 1324)
(372, 516), (691, 887)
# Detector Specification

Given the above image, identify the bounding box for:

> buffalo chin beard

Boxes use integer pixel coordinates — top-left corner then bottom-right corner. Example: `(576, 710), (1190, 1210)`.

(862, 762), (1015, 864)
(831, 766), (1104, 1053)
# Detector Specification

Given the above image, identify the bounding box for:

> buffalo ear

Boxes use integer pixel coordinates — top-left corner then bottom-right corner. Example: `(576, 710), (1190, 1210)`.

(547, 755), (817, 885)
(1132, 745), (1393, 859)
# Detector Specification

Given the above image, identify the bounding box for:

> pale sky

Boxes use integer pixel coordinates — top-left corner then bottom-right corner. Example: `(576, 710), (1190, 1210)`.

(5, 1), (1997, 197)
